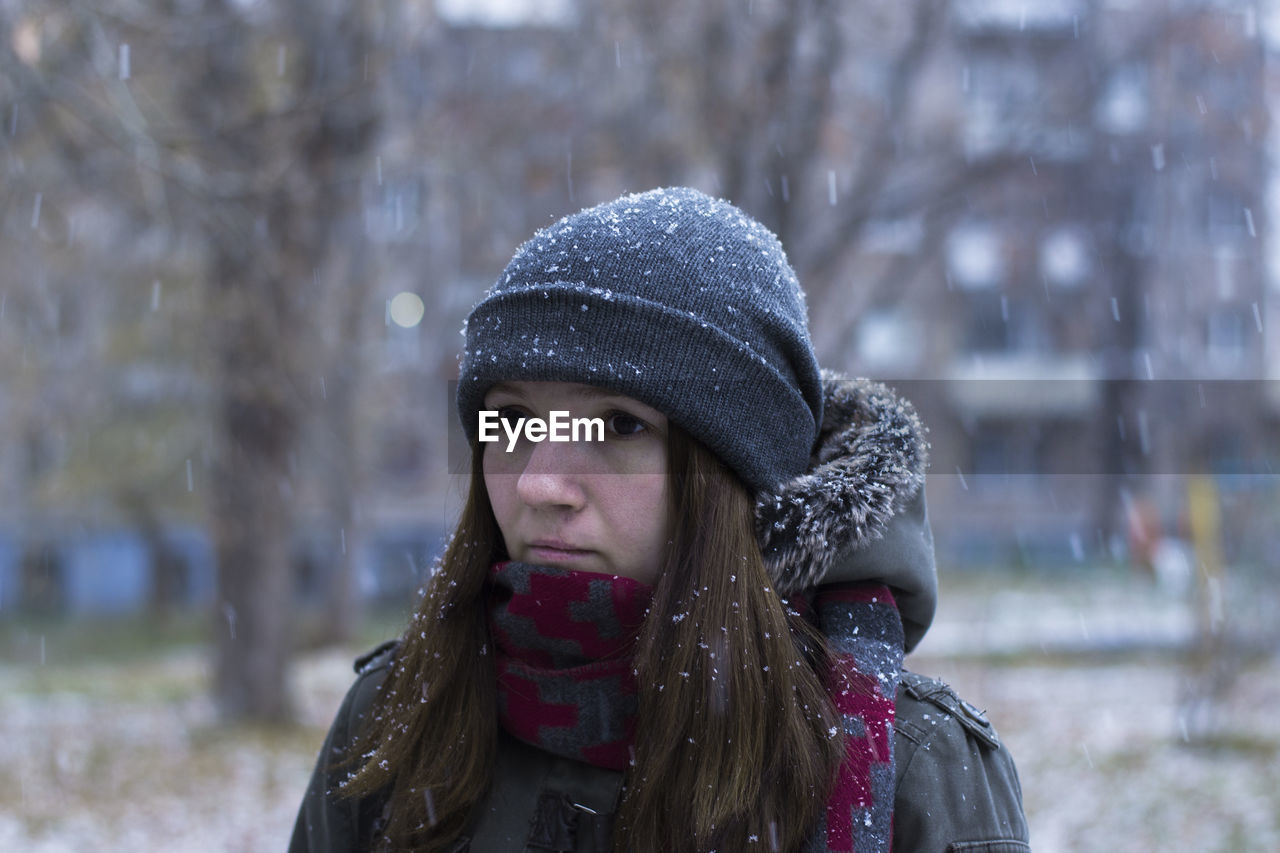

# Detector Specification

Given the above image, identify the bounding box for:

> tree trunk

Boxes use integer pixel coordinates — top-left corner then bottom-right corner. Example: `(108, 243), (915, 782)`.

(209, 248), (302, 721)
(1094, 178), (1146, 550)
(178, 0), (377, 720)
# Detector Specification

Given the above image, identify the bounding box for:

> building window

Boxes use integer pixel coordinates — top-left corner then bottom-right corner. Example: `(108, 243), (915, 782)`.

(947, 224), (1005, 290)
(967, 418), (1057, 484)
(855, 309), (921, 372)
(963, 295), (1049, 354)
(1040, 227), (1091, 288)
(965, 293), (1011, 352)
(436, 0), (574, 28)
(1206, 307), (1248, 369)
(953, 0), (1085, 33)
(1095, 65), (1149, 136)
(1206, 191), (1249, 244)
(964, 57), (1042, 157)
(1204, 427), (1248, 476)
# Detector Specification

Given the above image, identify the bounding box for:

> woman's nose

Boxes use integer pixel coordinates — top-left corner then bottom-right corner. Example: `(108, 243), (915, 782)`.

(514, 439), (586, 510)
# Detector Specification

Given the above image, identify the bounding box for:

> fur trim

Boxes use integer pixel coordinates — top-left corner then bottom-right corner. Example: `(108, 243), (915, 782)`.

(756, 371), (929, 595)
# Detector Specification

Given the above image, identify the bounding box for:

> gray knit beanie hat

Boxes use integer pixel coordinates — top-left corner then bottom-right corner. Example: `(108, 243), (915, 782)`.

(456, 187), (823, 494)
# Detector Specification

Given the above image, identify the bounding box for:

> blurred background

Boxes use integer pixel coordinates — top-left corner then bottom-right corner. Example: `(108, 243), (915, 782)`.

(1, 0), (1278, 850)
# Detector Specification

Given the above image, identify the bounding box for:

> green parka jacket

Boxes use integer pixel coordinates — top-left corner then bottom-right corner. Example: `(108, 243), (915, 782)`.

(290, 377), (1029, 852)
(289, 640), (1028, 852)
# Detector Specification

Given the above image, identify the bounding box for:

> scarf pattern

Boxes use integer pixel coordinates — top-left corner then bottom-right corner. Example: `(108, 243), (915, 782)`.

(805, 585), (904, 853)
(488, 561), (649, 771)
(488, 561), (902, 852)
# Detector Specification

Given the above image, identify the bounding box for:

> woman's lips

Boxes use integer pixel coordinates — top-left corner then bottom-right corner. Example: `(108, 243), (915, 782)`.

(525, 541), (594, 564)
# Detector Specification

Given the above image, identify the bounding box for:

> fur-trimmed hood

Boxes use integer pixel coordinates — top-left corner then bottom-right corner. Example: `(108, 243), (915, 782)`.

(756, 371), (937, 652)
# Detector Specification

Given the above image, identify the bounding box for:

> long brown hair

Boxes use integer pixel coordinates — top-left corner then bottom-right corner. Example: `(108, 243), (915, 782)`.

(343, 427), (842, 852)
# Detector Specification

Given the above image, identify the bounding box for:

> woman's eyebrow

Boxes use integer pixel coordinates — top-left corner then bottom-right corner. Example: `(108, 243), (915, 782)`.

(570, 385), (627, 402)
(485, 382), (526, 400)
(569, 387), (660, 415)
(486, 382), (650, 411)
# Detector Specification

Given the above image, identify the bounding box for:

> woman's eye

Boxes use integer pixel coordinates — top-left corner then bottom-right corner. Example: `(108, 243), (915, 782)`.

(496, 406), (525, 427)
(606, 411), (647, 437)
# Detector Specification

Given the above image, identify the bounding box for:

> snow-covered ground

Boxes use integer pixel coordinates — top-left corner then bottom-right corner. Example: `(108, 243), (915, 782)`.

(913, 657), (1280, 852)
(916, 570), (1280, 853)
(1, 573), (1277, 851)
(0, 649), (339, 852)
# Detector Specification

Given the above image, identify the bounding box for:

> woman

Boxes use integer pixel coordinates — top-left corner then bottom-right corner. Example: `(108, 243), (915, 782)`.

(290, 188), (1028, 852)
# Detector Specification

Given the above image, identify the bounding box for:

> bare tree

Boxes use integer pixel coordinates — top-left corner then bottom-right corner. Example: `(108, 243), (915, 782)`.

(1, 0), (377, 721)
(175, 0), (378, 720)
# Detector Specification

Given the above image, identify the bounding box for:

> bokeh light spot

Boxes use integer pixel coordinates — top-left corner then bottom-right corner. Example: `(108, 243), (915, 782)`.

(389, 292), (425, 328)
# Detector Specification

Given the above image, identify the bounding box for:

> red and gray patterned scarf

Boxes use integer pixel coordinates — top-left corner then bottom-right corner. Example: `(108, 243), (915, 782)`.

(487, 561), (903, 852)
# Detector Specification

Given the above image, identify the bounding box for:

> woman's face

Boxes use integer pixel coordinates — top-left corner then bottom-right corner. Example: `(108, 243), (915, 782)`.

(481, 381), (671, 585)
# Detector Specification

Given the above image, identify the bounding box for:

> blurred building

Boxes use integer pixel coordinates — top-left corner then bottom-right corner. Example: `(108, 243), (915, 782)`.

(351, 0), (1280, 574)
(853, 0), (1279, 568)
